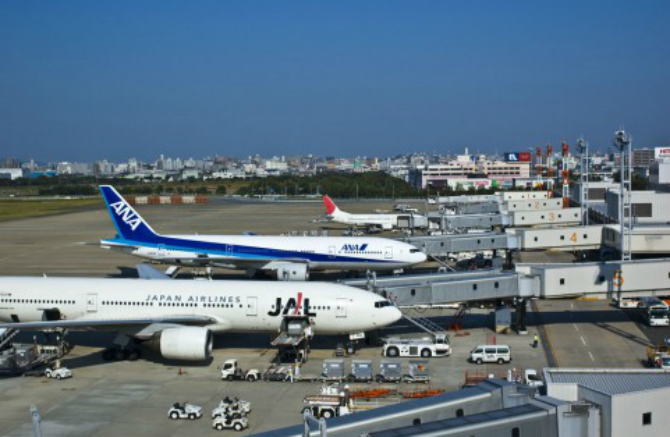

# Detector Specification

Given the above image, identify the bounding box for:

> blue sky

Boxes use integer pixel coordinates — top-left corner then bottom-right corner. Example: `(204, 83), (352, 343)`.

(1, 1), (669, 161)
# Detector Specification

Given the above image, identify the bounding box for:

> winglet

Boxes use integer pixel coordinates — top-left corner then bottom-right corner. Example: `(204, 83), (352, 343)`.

(323, 195), (338, 215)
(99, 185), (159, 242)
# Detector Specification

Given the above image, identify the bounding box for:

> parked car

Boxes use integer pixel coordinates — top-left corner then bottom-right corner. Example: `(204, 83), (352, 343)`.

(469, 345), (511, 364)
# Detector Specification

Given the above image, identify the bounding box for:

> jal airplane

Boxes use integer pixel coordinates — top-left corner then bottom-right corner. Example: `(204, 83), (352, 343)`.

(99, 186), (426, 280)
(323, 195), (407, 231)
(0, 277), (401, 362)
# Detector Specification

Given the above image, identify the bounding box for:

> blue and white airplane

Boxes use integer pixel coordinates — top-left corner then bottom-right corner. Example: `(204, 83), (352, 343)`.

(99, 186), (426, 280)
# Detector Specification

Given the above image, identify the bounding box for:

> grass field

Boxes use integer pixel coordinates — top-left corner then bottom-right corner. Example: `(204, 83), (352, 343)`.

(0, 198), (102, 221)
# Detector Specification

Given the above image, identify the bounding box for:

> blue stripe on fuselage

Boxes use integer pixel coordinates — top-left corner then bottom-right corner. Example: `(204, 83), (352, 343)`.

(104, 235), (400, 265)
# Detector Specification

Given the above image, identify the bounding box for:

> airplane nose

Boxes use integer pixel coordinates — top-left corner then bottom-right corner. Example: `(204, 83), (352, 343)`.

(389, 306), (402, 325)
(416, 251), (428, 263)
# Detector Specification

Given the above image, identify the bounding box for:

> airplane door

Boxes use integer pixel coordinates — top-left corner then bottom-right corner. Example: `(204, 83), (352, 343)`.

(336, 298), (347, 318)
(157, 245), (167, 257)
(246, 297), (258, 316)
(384, 246), (393, 260)
(225, 245), (233, 256)
(328, 246), (336, 259)
(86, 294), (98, 313)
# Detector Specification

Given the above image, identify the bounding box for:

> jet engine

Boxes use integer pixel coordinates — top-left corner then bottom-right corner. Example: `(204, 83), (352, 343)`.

(274, 263), (310, 281)
(151, 327), (213, 361)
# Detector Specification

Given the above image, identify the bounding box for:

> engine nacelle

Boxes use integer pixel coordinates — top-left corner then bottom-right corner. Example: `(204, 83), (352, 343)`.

(274, 263), (310, 281)
(153, 327), (213, 361)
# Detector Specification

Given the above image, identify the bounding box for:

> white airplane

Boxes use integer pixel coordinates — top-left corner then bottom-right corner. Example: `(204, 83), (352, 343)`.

(0, 276), (401, 362)
(323, 195), (412, 231)
(98, 186), (426, 280)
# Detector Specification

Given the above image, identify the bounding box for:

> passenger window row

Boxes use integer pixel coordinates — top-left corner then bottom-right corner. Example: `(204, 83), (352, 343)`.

(1, 298), (74, 305)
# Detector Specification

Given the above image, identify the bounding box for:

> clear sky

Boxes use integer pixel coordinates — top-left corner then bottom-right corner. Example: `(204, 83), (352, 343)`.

(1, 1), (669, 162)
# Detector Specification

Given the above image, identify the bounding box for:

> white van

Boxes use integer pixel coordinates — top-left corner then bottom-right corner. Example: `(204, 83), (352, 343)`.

(469, 345), (511, 364)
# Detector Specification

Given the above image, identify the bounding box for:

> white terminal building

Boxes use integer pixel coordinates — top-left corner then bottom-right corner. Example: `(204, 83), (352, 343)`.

(410, 149), (531, 190)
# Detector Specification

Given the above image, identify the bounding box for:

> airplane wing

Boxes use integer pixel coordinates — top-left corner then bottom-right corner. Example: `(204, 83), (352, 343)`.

(136, 264), (172, 280)
(0, 315), (215, 331)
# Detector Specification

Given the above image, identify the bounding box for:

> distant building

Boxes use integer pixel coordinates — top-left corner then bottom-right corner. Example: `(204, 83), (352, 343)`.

(633, 148), (655, 168)
(409, 159), (530, 189)
(0, 168), (26, 180)
(56, 162), (92, 175)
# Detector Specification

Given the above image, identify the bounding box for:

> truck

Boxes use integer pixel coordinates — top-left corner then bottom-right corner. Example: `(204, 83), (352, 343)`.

(0, 343), (65, 376)
(638, 297), (670, 327)
(382, 334), (451, 358)
(646, 340), (670, 368)
(220, 359), (262, 382)
(302, 385), (351, 419)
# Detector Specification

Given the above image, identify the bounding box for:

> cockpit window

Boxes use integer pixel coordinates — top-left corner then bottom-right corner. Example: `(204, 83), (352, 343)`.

(410, 248), (421, 253)
(375, 300), (393, 308)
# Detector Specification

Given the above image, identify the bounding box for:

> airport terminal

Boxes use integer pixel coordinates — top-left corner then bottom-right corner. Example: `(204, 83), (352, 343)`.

(1, 132), (670, 437)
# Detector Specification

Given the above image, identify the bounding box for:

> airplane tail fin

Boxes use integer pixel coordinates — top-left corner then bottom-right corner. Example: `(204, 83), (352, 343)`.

(99, 185), (160, 242)
(323, 195), (341, 216)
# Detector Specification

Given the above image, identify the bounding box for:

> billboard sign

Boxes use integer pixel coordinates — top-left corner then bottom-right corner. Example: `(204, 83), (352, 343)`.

(655, 147), (670, 159)
(504, 152), (531, 162)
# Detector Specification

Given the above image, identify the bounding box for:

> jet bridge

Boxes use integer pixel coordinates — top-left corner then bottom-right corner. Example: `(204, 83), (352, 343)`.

(403, 232), (513, 258)
(341, 270), (533, 306)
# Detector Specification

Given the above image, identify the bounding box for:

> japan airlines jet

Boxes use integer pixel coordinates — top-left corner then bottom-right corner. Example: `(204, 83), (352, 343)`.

(323, 195), (410, 231)
(0, 277), (401, 362)
(99, 186), (426, 280)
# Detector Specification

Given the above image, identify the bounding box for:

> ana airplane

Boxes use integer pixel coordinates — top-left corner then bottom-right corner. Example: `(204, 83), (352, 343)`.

(0, 277), (401, 362)
(323, 195), (420, 231)
(99, 186), (426, 280)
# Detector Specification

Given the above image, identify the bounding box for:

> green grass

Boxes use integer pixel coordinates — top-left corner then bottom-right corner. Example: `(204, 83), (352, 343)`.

(0, 198), (102, 222)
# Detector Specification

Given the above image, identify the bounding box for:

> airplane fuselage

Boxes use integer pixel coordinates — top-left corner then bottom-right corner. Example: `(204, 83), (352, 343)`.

(0, 277), (401, 335)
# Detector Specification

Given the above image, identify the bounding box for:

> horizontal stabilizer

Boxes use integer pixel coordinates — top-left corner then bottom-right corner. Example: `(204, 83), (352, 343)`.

(136, 264), (172, 280)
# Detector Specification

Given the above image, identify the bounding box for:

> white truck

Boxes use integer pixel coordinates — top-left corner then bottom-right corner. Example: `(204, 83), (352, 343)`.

(382, 334), (451, 358)
(220, 359), (262, 382)
(302, 386), (351, 419)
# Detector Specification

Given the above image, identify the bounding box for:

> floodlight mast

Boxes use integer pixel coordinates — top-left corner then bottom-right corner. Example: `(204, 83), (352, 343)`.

(576, 138), (589, 226)
(613, 129), (633, 262)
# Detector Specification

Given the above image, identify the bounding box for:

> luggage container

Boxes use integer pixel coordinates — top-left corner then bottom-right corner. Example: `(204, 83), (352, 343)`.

(404, 360), (430, 384)
(321, 359), (345, 382)
(349, 360), (373, 383)
(376, 360), (402, 384)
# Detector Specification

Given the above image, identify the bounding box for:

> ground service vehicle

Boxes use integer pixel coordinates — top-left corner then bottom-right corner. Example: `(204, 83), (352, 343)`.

(303, 386), (350, 419)
(404, 360), (430, 384)
(382, 334), (451, 358)
(646, 341), (670, 368)
(349, 360), (373, 383)
(213, 415), (248, 431)
(211, 398), (251, 418)
(470, 345), (512, 364)
(168, 403), (203, 420)
(524, 369), (543, 388)
(45, 366), (72, 380)
(376, 360), (402, 383)
(638, 298), (670, 327)
(220, 359), (262, 381)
